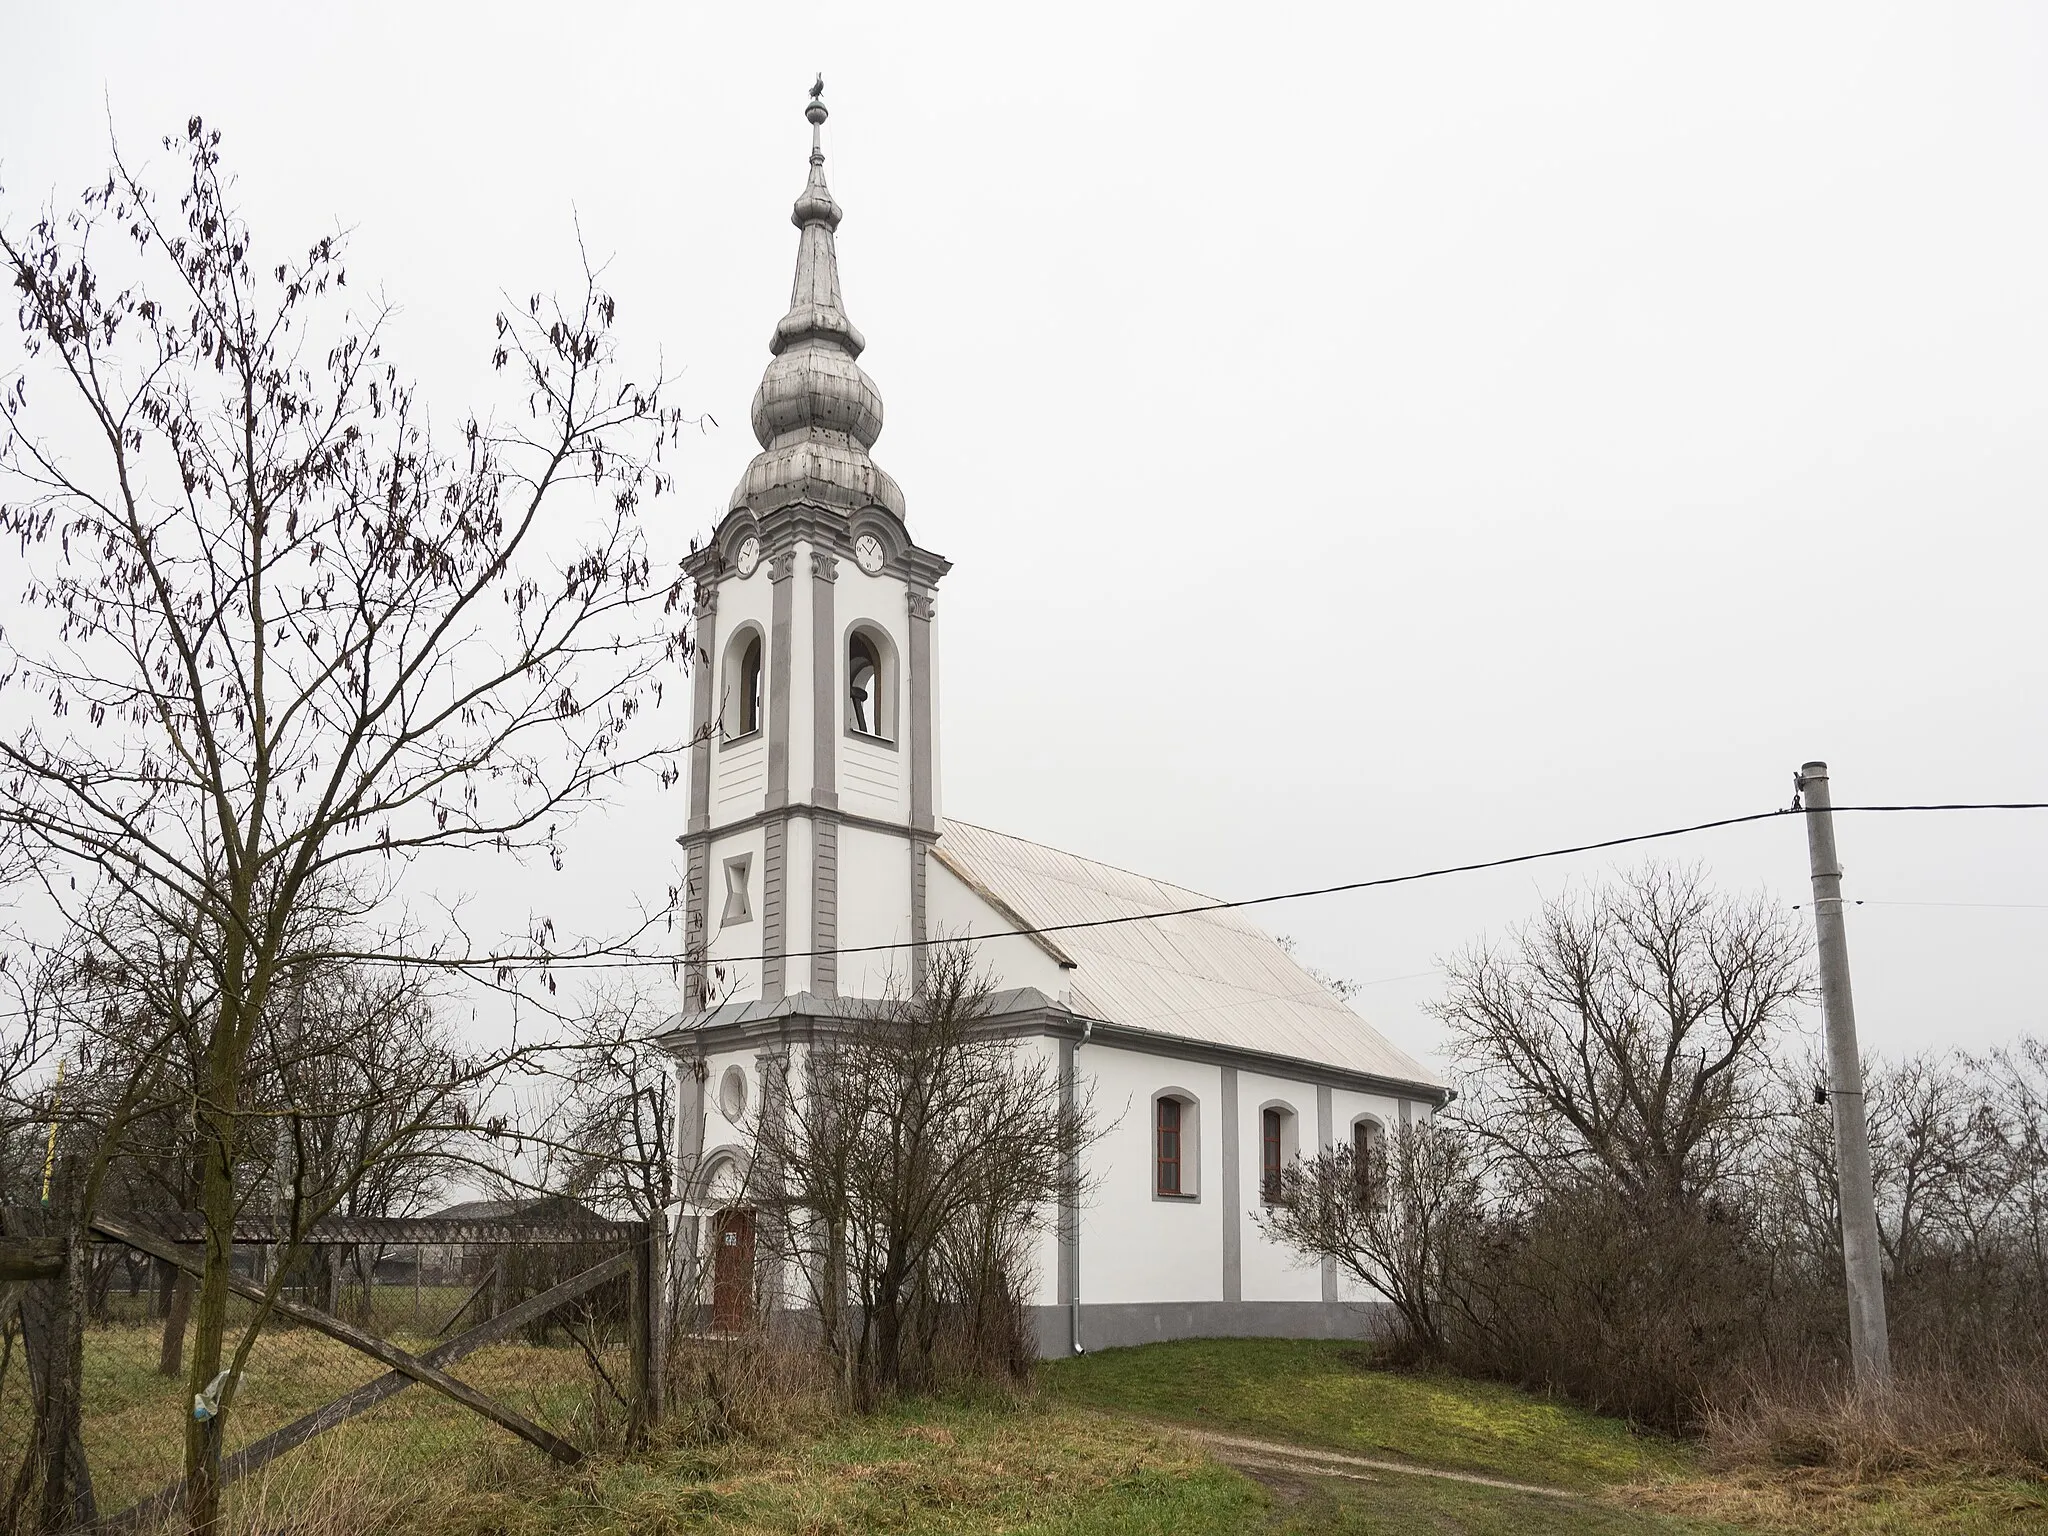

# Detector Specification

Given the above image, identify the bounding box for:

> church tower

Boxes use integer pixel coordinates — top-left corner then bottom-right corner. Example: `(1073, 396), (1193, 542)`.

(680, 85), (950, 1012)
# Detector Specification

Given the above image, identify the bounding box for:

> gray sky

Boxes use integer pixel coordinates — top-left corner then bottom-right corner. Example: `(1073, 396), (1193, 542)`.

(6, 2), (2046, 1068)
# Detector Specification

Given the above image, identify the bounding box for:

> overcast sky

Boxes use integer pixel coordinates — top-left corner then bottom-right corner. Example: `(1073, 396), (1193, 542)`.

(5, 2), (2046, 1069)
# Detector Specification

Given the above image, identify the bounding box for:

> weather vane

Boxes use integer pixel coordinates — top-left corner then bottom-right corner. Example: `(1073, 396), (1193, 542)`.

(810, 74), (825, 102)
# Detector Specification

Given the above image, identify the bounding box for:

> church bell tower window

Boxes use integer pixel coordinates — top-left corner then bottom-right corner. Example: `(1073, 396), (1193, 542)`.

(846, 628), (894, 742)
(724, 629), (764, 740)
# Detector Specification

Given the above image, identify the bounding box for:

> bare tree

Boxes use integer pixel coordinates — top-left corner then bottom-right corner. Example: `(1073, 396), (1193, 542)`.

(1980, 1038), (2048, 1301)
(1436, 864), (1811, 1210)
(0, 120), (691, 1528)
(259, 955), (470, 1320)
(0, 936), (67, 1206)
(1257, 1119), (1480, 1356)
(759, 944), (1092, 1405)
(534, 982), (679, 1223)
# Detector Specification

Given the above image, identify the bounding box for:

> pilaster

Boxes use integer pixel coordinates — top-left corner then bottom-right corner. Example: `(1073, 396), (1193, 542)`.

(687, 579), (718, 834)
(684, 838), (710, 1011)
(907, 585), (936, 834)
(1221, 1067), (1241, 1302)
(812, 813), (840, 999)
(1317, 1084), (1338, 1303)
(762, 817), (788, 1001)
(765, 552), (796, 810)
(810, 552), (839, 808)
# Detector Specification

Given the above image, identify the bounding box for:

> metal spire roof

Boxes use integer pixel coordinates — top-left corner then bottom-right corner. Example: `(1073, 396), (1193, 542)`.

(730, 82), (907, 521)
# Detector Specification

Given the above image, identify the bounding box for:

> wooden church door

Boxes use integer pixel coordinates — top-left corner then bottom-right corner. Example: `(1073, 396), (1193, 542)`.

(711, 1209), (754, 1330)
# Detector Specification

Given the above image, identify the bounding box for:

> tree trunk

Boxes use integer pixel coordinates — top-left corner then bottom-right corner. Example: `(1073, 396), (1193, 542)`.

(35, 1225), (94, 1532)
(159, 1268), (194, 1378)
(15, 1177), (97, 1532)
(182, 1032), (243, 1535)
(874, 1265), (904, 1397)
(820, 1218), (847, 1390)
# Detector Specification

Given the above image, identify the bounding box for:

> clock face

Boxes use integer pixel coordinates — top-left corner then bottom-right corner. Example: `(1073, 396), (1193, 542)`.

(853, 534), (886, 575)
(733, 537), (761, 577)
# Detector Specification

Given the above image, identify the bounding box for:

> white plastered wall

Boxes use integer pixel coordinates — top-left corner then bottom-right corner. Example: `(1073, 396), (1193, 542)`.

(835, 822), (914, 999)
(703, 826), (767, 1004)
(708, 569), (774, 821)
(694, 1045), (764, 1187)
(685, 1041), (785, 1310)
(833, 564), (913, 824)
(1236, 1068), (1325, 1302)
(1005, 1032), (1066, 1308)
(1072, 1044), (1224, 1306)
(924, 860), (1069, 1000)
(1326, 1086), (1419, 1303)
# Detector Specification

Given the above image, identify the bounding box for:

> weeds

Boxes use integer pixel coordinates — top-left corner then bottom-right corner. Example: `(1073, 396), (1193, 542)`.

(1707, 1357), (2048, 1482)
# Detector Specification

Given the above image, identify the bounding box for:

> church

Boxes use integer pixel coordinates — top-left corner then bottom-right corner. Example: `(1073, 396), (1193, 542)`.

(659, 89), (1446, 1356)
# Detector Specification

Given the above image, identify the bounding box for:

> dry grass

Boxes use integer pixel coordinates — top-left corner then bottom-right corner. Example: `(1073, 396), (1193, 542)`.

(16, 1323), (1248, 1536)
(1608, 1360), (2048, 1535)
(137, 1400), (1256, 1536)
(1623, 1464), (2048, 1535)
(664, 1327), (843, 1448)
(1705, 1361), (2048, 1483)
(1, 1319), (632, 1523)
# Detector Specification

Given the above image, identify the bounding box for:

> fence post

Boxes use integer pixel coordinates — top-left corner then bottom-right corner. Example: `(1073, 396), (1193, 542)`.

(627, 1224), (656, 1446)
(12, 1162), (97, 1531)
(647, 1213), (667, 1418)
(622, 1228), (647, 1458)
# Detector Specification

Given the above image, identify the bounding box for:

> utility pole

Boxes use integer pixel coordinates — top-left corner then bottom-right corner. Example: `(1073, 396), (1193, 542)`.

(1796, 760), (1891, 1387)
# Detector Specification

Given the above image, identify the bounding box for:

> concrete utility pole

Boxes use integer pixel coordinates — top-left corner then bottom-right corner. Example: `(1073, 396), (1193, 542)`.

(1796, 760), (1891, 1387)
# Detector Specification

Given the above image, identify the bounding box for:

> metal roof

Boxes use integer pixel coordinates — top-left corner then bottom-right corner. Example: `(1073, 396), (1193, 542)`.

(937, 819), (1444, 1091)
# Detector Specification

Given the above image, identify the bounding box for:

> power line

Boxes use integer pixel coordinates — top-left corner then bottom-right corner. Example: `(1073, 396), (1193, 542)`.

(3, 802), (2045, 1002)
(515, 800), (2048, 972)
(1802, 899), (2048, 912)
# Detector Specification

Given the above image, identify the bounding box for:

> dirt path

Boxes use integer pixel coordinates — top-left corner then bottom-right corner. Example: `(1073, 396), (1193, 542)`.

(1172, 1425), (1589, 1501)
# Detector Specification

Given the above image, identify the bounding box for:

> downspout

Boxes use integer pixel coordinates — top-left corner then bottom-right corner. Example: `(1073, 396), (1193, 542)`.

(1069, 1019), (1093, 1355)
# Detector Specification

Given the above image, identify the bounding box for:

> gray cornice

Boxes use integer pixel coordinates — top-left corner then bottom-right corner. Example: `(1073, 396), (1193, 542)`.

(653, 989), (1448, 1106)
(675, 799), (919, 851)
(686, 500), (951, 590)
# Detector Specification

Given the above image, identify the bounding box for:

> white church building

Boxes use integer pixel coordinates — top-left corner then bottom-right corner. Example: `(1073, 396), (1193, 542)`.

(660, 91), (1446, 1355)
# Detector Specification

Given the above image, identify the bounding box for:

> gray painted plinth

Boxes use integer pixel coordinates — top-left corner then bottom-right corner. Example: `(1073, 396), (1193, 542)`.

(1029, 1300), (1392, 1359)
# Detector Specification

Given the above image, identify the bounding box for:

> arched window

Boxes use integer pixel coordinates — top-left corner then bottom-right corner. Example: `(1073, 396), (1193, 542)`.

(847, 630), (886, 740)
(737, 634), (763, 736)
(723, 629), (764, 740)
(1157, 1097), (1184, 1195)
(1153, 1090), (1200, 1198)
(1353, 1116), (1388, 1207)
(1261, 1104), (1299, 1205)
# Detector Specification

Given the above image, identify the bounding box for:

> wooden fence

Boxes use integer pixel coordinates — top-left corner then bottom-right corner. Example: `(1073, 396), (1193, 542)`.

(0, 1202), (661, 1533)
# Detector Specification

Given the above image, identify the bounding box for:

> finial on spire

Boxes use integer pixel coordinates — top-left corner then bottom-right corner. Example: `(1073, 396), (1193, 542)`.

(806, 74), (828, 149)
(727, 81), (907, 522)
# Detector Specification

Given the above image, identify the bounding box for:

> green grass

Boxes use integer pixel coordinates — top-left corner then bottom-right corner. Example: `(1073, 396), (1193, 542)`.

(438, 1403), (1269, 1536)
(1043, 1337), (1694, 1491)
(1042, 1337), (2048, 1535)
(1258, 1469), (1743, 1535)
(371, 1397), (1747, 1536)
(21, 1327), (2048, 1533)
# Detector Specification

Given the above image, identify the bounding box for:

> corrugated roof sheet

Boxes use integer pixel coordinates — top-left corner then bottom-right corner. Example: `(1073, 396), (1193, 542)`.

(937, 819), (1443, 1089)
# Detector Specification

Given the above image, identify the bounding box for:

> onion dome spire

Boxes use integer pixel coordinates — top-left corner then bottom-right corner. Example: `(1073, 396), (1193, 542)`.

(730, 81), (906, 520)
